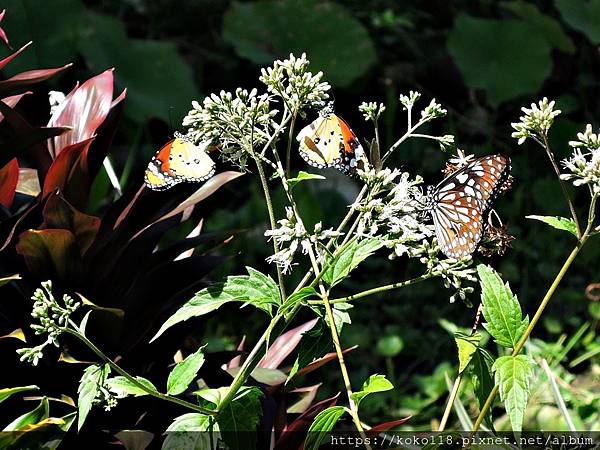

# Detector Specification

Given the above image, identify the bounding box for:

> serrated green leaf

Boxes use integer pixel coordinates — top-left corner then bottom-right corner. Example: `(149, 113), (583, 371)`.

(477, 265), (529, 349)
(323, 238), (383, 287)
(167, 346), (206, 395)
(3, 397), (49, 431)
(106, 376), (157, 398)
(470, 348), (495, 431)
(0, 385), (38, 404)
(351, 374), (394, 408)
(163, 413), (218, 450)
(152, 267), (280, 341)
(526, 215), (578, 237)
(448, 14), (552, 105)
(222, 0), (376, 87)
(555, 0), (600, 44)
(501, 1), (575, 53)
(305, 406), (347, 450)
(287, 171), (326, 190)
(77, 364), (110, 431)
(217, 387), (263, 450)
(281, 286), (318, 312)
(454, 332), (481, 373)
(492, 355), (532, 433)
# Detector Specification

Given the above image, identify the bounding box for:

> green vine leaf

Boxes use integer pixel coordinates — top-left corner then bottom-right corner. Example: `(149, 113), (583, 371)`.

(77, 364), (110, 431)
(304, 406), (348, 450)
(477, 265), (529, 349)
(351, 374), (394, 408)
(492, 355), (533, 433)
(470, 348), (496, 431)
(454, 332), (481, 374)
(163, 413), (217, 450)
(152, 267), (280, 341)
(526, 215), (578, 237)
(216, 387), (263, 450)
(106, 376), (157, 398)
(3, 397), (49, 431)
(323, 238), (383, 287)
(287, 171), (326, 190)
(167, 346), (206, 395)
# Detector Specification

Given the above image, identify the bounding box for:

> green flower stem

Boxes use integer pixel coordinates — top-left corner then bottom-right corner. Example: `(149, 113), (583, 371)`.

(323, 273), (434, 304)
(537, 133), (581, 237)
(382, 118), (428, 163)
(65, 325), (216, 416)
(471, 193), (598, 434)
(285, 110), (297, 178)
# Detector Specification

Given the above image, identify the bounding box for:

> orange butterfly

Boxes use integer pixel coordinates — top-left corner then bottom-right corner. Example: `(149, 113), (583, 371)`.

(144, 134), (215, 191)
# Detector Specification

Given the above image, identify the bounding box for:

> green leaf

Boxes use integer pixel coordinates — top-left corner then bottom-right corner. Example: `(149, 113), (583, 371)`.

(216, 387), (263, 450)
(163, 413), (218, 450)
(447, 14), (552, 105)
(331, 302), (352, 332)
(304, 406), (347, 450)
(555, 0), (600, 44)
(106, 376), (157, 397)
(287, 171), (326, 190)
(454, 332), (481, 374)
(351, 374), (394, 408)
(323, 238), (383, 287)
(477, 265), (529, 349)
(501, 1), (575, 53)
(167, 346), (206, 395)
(281, 286), (319, 312)
(152, 267), (280, 341)
(77, 364), (110, 431)
(526, 215), (578, 237)
(223, 0), (376, 87)
(492, 355), (533, 433)
(0, 274), (21, 287)
(470, 348), (496, 431)
(0, 385), (38, 404)
(3, 397), (49, 431)
(78, 12), (199, 124)
(376, 335), (404, 357)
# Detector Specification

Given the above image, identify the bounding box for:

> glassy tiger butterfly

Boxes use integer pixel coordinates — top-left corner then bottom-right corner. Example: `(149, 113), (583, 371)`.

(426, 154), (511, 259)
(297, 109), (367, 172)
(144, 133), (216, 191)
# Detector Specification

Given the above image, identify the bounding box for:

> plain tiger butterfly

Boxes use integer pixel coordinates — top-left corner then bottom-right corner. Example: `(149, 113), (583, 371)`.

(426, 154), (511, 259)
(297, 108), (367, 173)
(144, 133), (216, 191)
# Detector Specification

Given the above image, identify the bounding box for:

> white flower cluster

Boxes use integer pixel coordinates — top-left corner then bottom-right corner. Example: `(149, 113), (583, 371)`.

(259, 53), (330, 113)
(264, 207), (341, 274)
(358, 101), (386, 122)
(182, 88), (277, 168)
(560, 125), (600, 193)
(511, 97), (561, 144)
(420, 99), (447, 122)
(399, 91), (421, 111)
(17, 281), (80, 366)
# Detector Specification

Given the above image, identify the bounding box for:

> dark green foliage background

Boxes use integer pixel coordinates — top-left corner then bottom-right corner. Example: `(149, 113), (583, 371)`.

(2, 0), (599, 430)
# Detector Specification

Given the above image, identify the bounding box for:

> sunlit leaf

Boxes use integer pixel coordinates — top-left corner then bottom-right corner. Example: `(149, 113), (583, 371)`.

(0, 385), (38, 404)
(454, 332), (480, 373)
(351, 374), (394, 408)
(167, 346), (205, 395)
(323, 238), (383, 287)
(287, 171), (326, 190)
(0, 328), (26, 342)
(77, 364), (110, 430)
(304, 406), (347, 450)
(106, 376), (157, 398)
(492, 355), (532, 433)
(3, 397), (49, 431)
(526, 215), (578, 237)
(0, 273), (21, 287)
(163, 413), (217, 450)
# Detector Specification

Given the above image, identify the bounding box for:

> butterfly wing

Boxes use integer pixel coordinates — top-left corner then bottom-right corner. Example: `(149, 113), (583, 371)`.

(337, 115), (366, 171)
(144, 138), (216, 191)
(297, 115), (344, 168)
(431, 154), (510, 258)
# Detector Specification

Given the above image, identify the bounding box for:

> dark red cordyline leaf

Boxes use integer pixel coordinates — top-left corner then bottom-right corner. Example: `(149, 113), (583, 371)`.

(0, 64), (72, 97)
(16, 229), (81, 281)
(0, 10), (9, 46)
(0, 41), (31, 71)
(47, 69), (114, 158)
(293, 345), (358, 379)
(0, 202), (40, 251)
(42, 138), (95, 209)
(274, 393), (340, 450)
(0, 100), (66, 175)
(259, 319), (318, 369)
(368, 416), (412, 434)
(42, 193), (100, 255)
(0, 91), (31, 122)
(0, 158), (18, 208)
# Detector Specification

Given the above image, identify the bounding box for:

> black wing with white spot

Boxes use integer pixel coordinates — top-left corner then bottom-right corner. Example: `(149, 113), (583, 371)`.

(430, 154), (510, 258)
